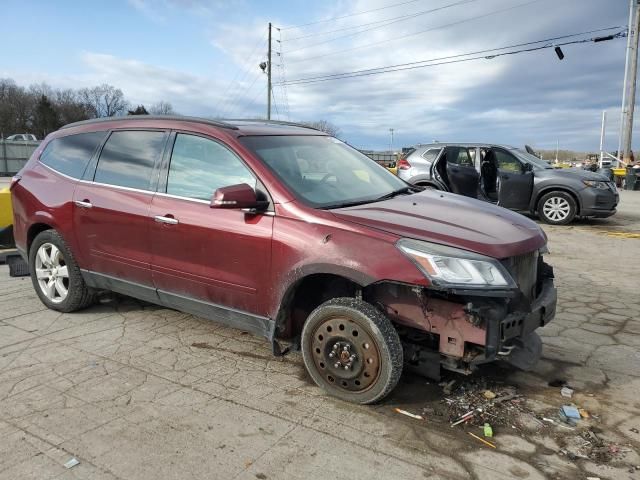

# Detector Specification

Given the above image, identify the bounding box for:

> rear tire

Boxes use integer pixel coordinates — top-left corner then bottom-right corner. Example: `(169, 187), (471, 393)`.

(537, 191), (577, 225)
(301, 297), (403, 404)
(29, 230), (95, 312)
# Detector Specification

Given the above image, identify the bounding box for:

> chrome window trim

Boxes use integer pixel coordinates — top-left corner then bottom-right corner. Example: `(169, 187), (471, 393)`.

(78, 178), (155, 196)
(38, 161), (79, 181)
(155, 192), (210, 205)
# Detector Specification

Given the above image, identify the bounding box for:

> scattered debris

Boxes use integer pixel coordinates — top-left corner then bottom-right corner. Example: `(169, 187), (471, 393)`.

(560, 386), (574, 398)
(394, 408), (424, 420)
(579, 408), (590, 419)
(441, 379), (457, 395)
(483, 390), (496, 400)
(469, 432), (496, 449)
(483, 423), (493, 438)
(561, 405), (581, 420)
(64, 458), (80, 469)
(630, 428), (639, 434)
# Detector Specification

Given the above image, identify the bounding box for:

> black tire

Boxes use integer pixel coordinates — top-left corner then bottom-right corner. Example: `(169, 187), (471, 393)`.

(29, 229), (95, 312)
(537, 191), (577, 225)
(301, 297), (403, 404)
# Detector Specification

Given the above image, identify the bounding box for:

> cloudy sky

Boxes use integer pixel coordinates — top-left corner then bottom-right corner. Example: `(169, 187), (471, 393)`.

(1, 0), (634, 151)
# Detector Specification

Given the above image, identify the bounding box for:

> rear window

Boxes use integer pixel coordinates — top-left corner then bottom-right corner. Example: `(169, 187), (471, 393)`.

(39, 131), (106, 179)
(94, 130), (167, 191)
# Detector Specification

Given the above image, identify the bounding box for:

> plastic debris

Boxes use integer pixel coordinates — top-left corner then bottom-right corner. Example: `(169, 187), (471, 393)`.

(561, 405), (581, 420)
(483, 423), (493, 438)
(483, 390), (496, 400)
(560, 386), (574, 398)
(64, 458), (80, 469)
(469, 432), (497, 449)
(579, 408), (590, 419)
(394, 408), (424, 420)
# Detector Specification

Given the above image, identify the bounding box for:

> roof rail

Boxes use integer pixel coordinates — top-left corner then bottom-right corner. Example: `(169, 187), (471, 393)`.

(223, 118), (324, 132)
(60, 115), (239, 130)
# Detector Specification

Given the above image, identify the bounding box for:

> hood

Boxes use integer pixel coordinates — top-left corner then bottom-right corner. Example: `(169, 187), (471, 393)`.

(332, 190), (546, 259)
(540, 167), (609, 181)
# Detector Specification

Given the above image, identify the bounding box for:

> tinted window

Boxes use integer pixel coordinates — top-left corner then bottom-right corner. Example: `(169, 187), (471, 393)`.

(495, 149), (523, 173)
(422, 148), (441, 162)
(40, 131), (106, 179)
(446, 147), (474, 167)
(166, 134), (255, 201)
(94, 131), (167, 190)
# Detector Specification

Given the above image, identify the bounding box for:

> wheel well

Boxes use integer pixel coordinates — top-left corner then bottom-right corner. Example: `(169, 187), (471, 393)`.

(414, 181), (437, 188)
(277, 274), (361, 340)
(534, 188), (580, 215)
(27, 223), (53, 253)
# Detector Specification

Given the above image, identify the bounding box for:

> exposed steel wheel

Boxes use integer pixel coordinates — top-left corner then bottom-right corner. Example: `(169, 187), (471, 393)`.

(301, 297), (403, 404)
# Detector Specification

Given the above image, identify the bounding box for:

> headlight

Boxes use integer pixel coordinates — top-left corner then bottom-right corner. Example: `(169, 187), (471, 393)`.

(583, 180), (610, 190)
(397, 239), (516, 289)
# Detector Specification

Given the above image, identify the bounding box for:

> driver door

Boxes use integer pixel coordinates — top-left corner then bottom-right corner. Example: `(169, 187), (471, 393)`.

(443, 146), (479, 198)
(492, 148), (534, 210)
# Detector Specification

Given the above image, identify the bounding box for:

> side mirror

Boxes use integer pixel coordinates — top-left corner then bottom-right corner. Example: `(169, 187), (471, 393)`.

(523, 163), (533, 172)
(211, 183), (260, 210)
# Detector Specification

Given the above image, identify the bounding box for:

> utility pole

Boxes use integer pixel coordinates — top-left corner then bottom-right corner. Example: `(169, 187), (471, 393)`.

(618, 0), (640, 165)
(267, 22), (272, 120)
(389, 128), (395, 152)
(599, 110), (607, 167)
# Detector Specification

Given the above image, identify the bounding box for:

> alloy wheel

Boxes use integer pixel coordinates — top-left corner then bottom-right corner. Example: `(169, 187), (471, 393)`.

(34, 243), (69, 303)
(542, 196), (571, 222)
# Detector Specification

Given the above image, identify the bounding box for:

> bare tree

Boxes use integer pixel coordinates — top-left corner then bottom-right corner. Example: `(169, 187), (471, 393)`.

(301, 119), (341, 138)
(79, 84), (128, 117)
(149, 101), (176, 115)
(54, 89), (93, 125)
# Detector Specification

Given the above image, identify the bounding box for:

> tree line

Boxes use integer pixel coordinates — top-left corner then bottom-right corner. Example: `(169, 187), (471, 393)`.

(0, 78), (175, 140)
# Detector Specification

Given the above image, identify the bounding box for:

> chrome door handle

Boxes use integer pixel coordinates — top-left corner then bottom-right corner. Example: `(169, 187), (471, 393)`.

(74, 200), (93, 208)
(154, 215), (179, 225)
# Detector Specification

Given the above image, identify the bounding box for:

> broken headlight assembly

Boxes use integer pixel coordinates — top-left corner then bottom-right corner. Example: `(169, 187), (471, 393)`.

(397, 239), (516, 289)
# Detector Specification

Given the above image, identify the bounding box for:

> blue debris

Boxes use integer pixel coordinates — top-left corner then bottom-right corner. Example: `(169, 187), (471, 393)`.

(561, 405), (581, 420)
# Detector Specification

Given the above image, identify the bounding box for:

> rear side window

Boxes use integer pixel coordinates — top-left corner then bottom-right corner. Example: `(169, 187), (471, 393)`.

(39, 131), (106, 179)
(94, 131), (167, 190)
(421, 148), (441, 162)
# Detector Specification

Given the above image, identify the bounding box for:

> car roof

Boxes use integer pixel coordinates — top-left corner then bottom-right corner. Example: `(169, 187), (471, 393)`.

(59, 116), (328, 136)
(411, 142), (517, 150)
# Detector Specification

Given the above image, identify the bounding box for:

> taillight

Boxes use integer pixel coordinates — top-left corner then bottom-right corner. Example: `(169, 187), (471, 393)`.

(398, 158), (412, 170)
(9, 175), (21, 191)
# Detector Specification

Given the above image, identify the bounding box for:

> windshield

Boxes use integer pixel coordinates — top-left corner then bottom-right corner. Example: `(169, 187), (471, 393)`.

(512, 149), (553, 170)
(240, 135), (409, 208)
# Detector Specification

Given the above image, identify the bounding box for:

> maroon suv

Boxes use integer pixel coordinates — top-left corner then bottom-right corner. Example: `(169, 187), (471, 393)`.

(11, 116), (556, 404)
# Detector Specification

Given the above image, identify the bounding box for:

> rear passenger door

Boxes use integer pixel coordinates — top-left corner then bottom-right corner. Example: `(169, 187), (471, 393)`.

(492, 148), (533, 210)
(443, 146), (479, 198)
(150, 133), (273, 318)
(73, 130), (168, 297)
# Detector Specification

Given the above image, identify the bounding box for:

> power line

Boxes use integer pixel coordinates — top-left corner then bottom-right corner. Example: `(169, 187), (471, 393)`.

(284, 0), (477, 54)
(277, 28), (626, 86)
(215, 36), (267, 115)
(271, 89), (281, 119)
(284, 0), (476, 43)
(278, 0), (425, 31)
(287, 0), (546, 65)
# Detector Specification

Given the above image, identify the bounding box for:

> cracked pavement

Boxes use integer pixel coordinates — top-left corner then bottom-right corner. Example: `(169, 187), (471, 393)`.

(0, 191), (639, 480)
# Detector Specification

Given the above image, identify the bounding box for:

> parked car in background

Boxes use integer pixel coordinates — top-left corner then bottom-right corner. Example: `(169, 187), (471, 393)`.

(398, 143), (618, 225)
(11, 117), (556, 404)
(6, 134), (38, 141)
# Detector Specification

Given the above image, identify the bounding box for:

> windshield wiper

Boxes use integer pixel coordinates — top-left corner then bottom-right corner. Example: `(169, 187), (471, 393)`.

(374, 186), (413, 201)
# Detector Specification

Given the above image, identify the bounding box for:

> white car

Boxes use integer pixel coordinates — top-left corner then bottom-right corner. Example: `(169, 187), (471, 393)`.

(6, 134), (37, 141)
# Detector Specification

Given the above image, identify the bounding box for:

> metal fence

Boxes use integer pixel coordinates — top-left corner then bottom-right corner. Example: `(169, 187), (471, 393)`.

(360, 150), (398, 168)
(0, 140), (40, 176)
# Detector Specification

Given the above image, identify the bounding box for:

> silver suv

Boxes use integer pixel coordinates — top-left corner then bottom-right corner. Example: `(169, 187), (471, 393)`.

(398, 143), (618, 225)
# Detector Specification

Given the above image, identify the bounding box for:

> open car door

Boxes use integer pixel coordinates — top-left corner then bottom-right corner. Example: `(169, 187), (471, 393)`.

(438, 146), (479, 198)
(492, 147), (534, 210)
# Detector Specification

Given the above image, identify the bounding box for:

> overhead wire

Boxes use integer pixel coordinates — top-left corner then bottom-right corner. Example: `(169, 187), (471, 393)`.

(286, 0), (546, 64)
(284, 0), (477, 54)
(278, 0), (425, 30)
(277, 28), (626, 86)
(283, 0), (476, 42)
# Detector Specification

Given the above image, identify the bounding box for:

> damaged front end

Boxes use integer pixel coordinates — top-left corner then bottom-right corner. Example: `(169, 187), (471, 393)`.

(366, 242), (556, 380)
